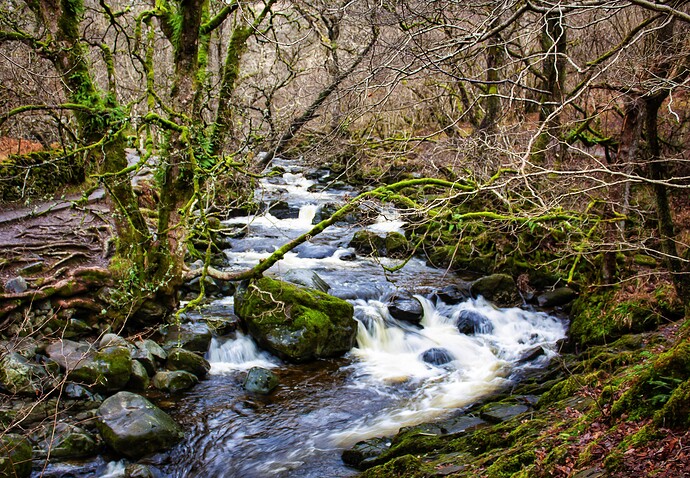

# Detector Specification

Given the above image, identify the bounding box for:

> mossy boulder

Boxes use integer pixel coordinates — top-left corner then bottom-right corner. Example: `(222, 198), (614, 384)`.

(96, 391), (184, 459)
(243, 367), (279, 394)
(166, 348), (210, 378)
(68, 346), (132, 393)
(0, 434), (32, 478)
(470, 274), (520, 307)
(234, 277), (357, 362)
(160, 322), (212, 353)
(349, 230), (386, 256)
(0, 352), (57, 396)
(35, 423), (97, 459)
(152, 370), (199, 393)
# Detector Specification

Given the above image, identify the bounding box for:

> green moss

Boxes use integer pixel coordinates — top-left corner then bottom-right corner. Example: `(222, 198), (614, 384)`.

(484, 449), (536, 477)
(537, 371), (605, 407)
(360, 454), (434, 478)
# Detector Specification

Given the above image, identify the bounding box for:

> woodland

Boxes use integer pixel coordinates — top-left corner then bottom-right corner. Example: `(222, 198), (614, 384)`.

(1, 0), (690, 477)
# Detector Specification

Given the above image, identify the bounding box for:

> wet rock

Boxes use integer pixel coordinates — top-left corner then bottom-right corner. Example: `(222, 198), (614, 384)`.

(184, 276), (220, 295)
(204, 315), (240, 336)
(283, 269), (331, 292)
(0, 352), (57, 396)
(64, 382), (99, 400)
(131, 347), (156, 376)
(96, 391), (184, 459)
(235, 277), (357, 363)
(479, 403), (530, 423)
(5, 276), (28, 294)
(349, 230), (386, 256)
(0, 434), (32, 478)
(455, 309), (493, 335)
(433, 284), (471, 305)
(0, 337), (39, 360)
(166, 348), (210, 378)
(420, 348), (454, 366)
(67, 346), (133, 393)
(160, 323), (212, 353)
(537, 287), (578, 308)
(132, 299), (168, 326)
(136, 339), (167, 363)
(384, 231), (410, 258)
(440, 415), (485, 435)
(35, 423), (97, 459)
(127, 360), (150, 390)
(342, 437), (391, 469)
(267, 200), (298, 219)
(339, 251), (356, 261)
(295, 244), (337, 259)
(518, 345), (546, 363)
(470, 274), (521, 307)
(45, 339), (92, 370)
(387, 292), (423, 325)
(243, 367), (279, 394)
(152, 370), (198, 393)
(126, 464), (157, 478)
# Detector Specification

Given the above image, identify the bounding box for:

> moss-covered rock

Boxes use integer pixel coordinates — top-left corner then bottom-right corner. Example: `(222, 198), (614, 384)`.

(96, 391), (184, 459)
(359, 454), (434, 478)
(0, 352), (57, 396)
(166, 348), (210, 378)
(243, 367), (279, 394)
(152, 370), (199, 393)
(69, 345), (132, 393)
(0, 434), (32, 478)
(470, 274), (520, 307)
(234, 277), (357, 362)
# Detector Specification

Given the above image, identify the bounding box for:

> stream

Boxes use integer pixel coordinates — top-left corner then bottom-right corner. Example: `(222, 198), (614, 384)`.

(82, 159), (567, 477)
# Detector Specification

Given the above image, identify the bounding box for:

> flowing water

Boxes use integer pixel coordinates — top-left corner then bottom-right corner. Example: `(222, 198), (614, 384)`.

(58, 160), (566, 477)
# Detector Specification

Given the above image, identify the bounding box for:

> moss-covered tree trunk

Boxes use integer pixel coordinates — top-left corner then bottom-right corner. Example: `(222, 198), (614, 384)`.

(28, 0), (150, 266)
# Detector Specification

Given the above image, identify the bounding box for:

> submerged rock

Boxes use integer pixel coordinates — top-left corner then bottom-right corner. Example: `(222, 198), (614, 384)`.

(235, 277), (357, 362)
(0, 434), (32, 478)
(96, 391), (184, 458)
(243, 367), (279, 394)
(420, 348), (454, 366)
(470, 274), (521, 307)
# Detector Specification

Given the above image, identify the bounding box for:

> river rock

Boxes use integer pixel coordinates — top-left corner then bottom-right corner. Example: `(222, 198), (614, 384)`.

(166, 348), (210, 378)
(479, 402), (530, 423)
(235, 277), (357, 362)
(152, 370), (199, 393)
(136, 339), (167, 363)
(455, 309), (493, 335)
(127, 360), (150, 390)
(125, 464), (157, 478)
(96, 391), (184, 458)
(387, 292), (424, 325)
(283, 269), (331, 292)
(243, 367), (279, 394)
(384, 231), (410, 258)
(0, 434), (32, 478)
(132, 298), (168, 326)
(160, 323), (212, 353)
(349, 230), (386, 256)
(470, 274), (521, 307)
(35, 423), (97, 459)
(537, 287), (578, 308)
(295, 244), (338, 259)
(267, 200), (298, 219)
(67, 346), (133, 393)
(342, 437), (391, 469)
(99, 333), (130, 349)
(432, 284), (471, 305)
(0, 352), (57, 396)
(131, 347), (156, 376)
(420, 348), (454, 366)
(46, 339), (93, 370)
(5, 276), (28, 294)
